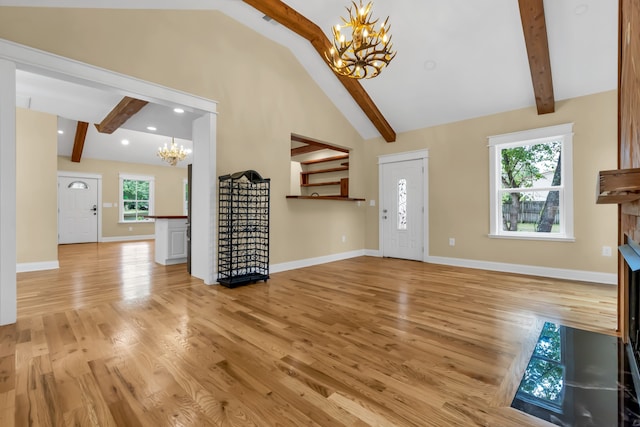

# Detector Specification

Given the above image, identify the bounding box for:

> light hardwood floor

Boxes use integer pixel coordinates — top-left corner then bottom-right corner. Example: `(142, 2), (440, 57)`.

(0, 241), (617, 426)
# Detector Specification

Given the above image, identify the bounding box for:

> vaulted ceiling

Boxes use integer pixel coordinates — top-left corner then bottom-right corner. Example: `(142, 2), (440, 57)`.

(1, 0), (618, 163)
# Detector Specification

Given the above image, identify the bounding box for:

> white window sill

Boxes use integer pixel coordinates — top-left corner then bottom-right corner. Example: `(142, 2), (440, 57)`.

(488, 233), (575, 242)
(118, 220), (154, 224)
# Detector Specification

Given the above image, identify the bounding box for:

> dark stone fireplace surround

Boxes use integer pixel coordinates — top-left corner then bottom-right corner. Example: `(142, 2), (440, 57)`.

(620, 238), (640, 395)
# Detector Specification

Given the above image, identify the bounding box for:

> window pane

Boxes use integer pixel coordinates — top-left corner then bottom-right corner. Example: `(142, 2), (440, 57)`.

(501, 190), (560, 233)
(534, 323), (561, 362)
(123, 180), (136, 200)
(518, 358), (564, 403)
(123, 201), (137, 222)
(137, 202), (149, 212)
(136, 181), (150, 200)
(500, 141), (561, 190)
(121, 176), (153, 222)
(398, 179), (407, 230)
(68, 181), (88, 189)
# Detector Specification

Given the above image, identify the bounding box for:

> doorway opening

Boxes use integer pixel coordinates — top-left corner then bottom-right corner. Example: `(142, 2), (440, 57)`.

(0, 39), (218, 325)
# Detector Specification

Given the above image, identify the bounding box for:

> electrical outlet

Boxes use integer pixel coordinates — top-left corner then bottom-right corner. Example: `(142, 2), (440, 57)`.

(449, 238), (455, 247)
(601, 246), (612, 257)
(369, 199), (376, 207)
(128, 226), (133, 232)
(341, 235), (346, 243)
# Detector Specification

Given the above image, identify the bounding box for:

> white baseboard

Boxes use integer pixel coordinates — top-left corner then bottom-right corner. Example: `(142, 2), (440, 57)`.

(17, 260), (59, 273)
(425, 255), (617, 285)
(100, 235), (154, 243)
(271, 250), (616, 285)
(270, 250), (366, 274)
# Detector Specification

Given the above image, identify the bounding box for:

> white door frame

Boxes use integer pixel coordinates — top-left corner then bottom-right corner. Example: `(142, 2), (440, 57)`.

(0, 38), (219, 325)
(58, 171), (103, 243)
(378, 149), (429, 262)
(0, 58), (17, 325)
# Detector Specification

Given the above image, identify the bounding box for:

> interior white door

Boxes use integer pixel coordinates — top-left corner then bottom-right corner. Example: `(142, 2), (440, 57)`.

(58, 176), (98, 244)
(381, 159), (424, 260)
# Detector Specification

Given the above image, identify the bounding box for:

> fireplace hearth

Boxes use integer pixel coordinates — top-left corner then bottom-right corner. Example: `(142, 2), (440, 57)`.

(620, 239), (640, 397)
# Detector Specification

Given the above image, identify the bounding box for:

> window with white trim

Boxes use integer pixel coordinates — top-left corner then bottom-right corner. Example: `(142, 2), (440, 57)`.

(488, 123), (574, 241)
(119, 173), (155, 222)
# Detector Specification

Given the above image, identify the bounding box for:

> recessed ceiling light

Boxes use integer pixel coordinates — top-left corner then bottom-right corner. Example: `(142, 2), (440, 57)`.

(423, 60), (437, 71)
(57, 130), (64, 134)
(574, 4), (588, 15)
(173, 108), (185, 114)
(121, 139), (130, 145)
(147, 126), (157, 131)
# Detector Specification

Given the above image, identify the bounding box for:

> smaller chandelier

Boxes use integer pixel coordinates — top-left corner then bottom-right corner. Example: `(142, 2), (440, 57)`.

(325, 1), (396, 79)
(157, 137), (187, 166)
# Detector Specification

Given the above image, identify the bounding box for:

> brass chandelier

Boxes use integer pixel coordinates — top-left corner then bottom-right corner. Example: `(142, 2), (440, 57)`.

(157, 137), (187, 166)
(325, 1), (396, 79)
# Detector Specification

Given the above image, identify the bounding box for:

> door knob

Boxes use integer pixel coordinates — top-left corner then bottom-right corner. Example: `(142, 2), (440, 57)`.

(382, 216), (387, 219)
(383, 209), (388, 213)
(91, 205), (97, 212)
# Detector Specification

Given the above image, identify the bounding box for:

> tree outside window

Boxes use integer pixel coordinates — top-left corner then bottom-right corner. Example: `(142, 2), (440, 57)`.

(515, 322), (565, 413)
(489, 123), (574, 240)
(501, 141), (561, 232)
(119, 174), (154, 222)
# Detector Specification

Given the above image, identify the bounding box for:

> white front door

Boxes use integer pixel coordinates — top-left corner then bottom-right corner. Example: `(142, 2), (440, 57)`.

(58, 176), (98, 244)
(381, 159), (424, 260)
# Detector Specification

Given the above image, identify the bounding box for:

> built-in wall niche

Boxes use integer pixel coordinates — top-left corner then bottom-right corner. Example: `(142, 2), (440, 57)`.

(286, 134), (364, 201)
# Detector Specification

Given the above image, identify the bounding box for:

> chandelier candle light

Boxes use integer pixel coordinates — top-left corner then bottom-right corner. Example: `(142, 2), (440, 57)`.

(157, 137), (187, 166)
(325, 1), (396, 79)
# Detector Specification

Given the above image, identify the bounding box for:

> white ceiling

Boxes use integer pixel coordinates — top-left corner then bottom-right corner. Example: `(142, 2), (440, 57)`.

(2, 0), (618, 164)
(16, 69), (197, 168)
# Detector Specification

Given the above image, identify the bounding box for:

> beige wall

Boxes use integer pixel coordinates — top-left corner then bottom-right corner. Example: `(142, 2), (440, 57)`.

(2, 8), (617, 274)
(16, 108), (58, 264)
(57, 157), (187, 238)
(364, 91), (618, 273)
(0, 7), (367, 265)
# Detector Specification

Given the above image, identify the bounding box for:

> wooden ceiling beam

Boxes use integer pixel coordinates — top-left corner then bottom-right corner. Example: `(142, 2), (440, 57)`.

(95, 96), (149, 134)
(518, 0), (555, 114)
(291, 133), (347, 149)
(291, 134), (350, 156)
(242, 0), (396, 142)
(71, 121), (89, 163)
(291, 144), (327, 156)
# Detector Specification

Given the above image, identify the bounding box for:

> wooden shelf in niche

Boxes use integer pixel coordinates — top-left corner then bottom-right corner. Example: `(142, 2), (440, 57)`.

(301, 181), (341, 187)
(286, 195), (365, 201)
(289, 136), (363, 200)
(597, 168), (640, 204)
(298, 154), (352, 197)
(300, 154), (349, 165)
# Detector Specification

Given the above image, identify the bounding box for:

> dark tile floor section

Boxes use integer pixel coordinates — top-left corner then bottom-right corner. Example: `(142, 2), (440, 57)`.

(512, 322), (640, 426)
